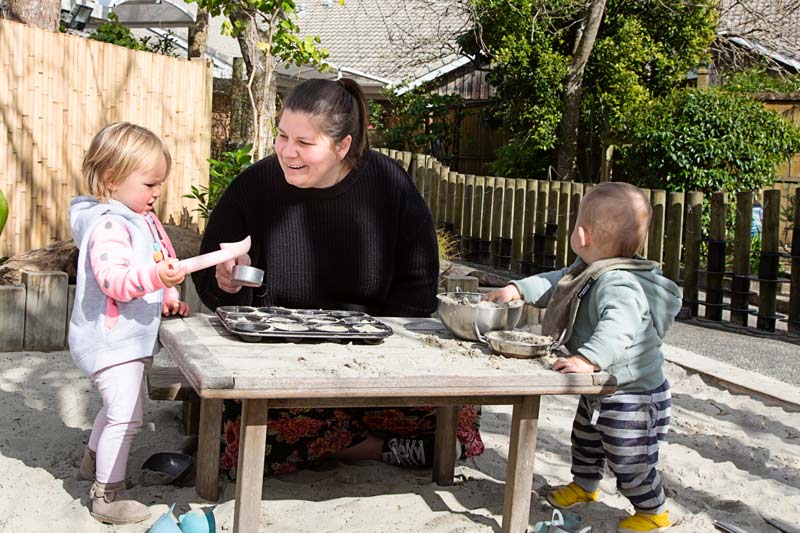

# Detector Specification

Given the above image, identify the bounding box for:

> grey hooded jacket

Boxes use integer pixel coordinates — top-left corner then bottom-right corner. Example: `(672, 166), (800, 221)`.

(68, 197), (166, 376)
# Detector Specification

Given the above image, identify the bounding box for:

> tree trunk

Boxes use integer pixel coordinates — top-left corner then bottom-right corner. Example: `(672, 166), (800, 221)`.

(0, 0), (59, 30)
(555, 0), (606, 181)
(231, 10), (277, 160)
(188, 8), (209, 58)
(229, 57), (252, 149)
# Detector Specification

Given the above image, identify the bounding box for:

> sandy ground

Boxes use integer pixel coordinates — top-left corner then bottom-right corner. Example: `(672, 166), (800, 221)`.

(0, 347), (798, 533)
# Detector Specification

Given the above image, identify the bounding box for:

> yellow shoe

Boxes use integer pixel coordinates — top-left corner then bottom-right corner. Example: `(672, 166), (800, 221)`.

(618, 511), (671, 532)
(545, 482), (599, 509)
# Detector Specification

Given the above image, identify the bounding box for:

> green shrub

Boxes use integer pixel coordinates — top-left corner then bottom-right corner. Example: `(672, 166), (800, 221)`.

(184, 144), (252, 219)
(617, 88), (800, 193)
(89, 13), (176, 55)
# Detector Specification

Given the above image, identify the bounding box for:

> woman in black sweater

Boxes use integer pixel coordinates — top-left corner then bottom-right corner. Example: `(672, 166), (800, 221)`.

(193, 78), (483, 477)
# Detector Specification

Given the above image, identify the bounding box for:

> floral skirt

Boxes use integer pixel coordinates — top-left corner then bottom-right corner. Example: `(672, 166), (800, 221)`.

(220, 402), (485, 478)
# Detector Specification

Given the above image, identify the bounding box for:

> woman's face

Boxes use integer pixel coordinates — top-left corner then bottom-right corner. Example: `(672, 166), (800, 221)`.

(275, 110), (352, 189)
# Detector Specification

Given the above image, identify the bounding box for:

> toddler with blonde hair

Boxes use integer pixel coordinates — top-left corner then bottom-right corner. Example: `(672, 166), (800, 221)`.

(486, 182), (682, 532)
(69, 122), (188, 524)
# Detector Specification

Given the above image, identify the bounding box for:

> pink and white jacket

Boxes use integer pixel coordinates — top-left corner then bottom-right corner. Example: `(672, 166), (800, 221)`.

(68, 197), (179, 376)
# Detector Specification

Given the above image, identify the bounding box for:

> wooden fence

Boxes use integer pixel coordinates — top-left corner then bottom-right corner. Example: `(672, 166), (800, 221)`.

(0, 19), (212, 259)
(378, 149), (800, 336)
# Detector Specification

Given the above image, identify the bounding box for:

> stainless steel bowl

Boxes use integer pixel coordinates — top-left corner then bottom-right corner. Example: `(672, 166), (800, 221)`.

(231, 264), (264, 287)
(436, 292), (524, 341)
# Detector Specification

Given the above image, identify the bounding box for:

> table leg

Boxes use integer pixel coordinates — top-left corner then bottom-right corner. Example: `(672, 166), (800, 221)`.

(196, 398), (222, 501)
(432, 405), (458, 485)
(233, 399), (269, 533)
(501, 396), (540, 533)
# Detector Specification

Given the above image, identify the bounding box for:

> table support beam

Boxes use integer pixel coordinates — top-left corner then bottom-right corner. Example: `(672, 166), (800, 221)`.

(234, 399), (269, 533)
(432, 405), (458, 485)
(501, 396), (540, 533)
(196, 398), (222, 501)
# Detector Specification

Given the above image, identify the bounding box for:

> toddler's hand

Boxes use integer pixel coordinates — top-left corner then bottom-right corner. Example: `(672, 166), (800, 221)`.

(552, 355), (600, 374)
(162, 300), (190, 317)
(216, 253), (251, 294)
(483, 284), (521, 303)
(158, 259), (186, 288)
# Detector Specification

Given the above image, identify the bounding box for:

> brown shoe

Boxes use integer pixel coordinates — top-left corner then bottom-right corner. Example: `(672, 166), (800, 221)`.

(89, 481), (149, 525)
(77, 447), (95, 481)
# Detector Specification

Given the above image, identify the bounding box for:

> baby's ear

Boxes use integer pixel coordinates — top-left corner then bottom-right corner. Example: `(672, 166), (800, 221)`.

(574, 224), (590, 248)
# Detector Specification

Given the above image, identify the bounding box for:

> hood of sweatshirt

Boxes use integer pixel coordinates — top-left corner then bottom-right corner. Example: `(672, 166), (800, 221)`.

(629, 267), (683, 337)
(70, 196), (143, 245)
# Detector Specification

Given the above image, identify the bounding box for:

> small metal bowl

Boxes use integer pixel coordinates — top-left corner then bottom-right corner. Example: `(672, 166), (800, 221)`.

(231, 264), (264, 287)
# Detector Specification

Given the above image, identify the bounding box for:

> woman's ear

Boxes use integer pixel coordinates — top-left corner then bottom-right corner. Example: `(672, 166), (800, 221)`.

(335, 135), (352, 160)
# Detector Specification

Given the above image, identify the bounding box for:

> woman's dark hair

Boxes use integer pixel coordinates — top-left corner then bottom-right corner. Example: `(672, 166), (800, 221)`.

(282, 78), (369, 167)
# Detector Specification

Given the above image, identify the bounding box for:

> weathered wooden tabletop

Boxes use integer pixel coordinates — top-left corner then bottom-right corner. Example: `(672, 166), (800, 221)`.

(159, 314), (615, 401)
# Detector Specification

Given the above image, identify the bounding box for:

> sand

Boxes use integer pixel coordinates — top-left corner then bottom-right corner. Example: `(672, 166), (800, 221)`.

(0, 346), (798, 532)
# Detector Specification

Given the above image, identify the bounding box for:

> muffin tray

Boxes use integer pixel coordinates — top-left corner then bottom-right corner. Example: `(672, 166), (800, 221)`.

(215, 306), (393, 343)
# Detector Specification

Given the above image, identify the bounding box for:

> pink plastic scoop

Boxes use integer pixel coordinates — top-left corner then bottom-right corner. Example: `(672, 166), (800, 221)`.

(177, 236), (251, 274)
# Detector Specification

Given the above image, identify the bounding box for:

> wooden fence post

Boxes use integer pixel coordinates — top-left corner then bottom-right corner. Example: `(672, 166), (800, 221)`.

(648, 190), (666, 264)
(461, 175), (476, 258)
(511, 179), (527, 272)
(533, 181), (550, 273)
(454, 174), (466, 239)
(0, 285), (26, 351)
(431, 160), (443, 224)
(705, 192), (727, 321)
(683, 191), (704, 317)
(490, 177), (506, 268)
(556, 182), (571, 269)
(789, 188), (800, 334)
(544, 182), (560, 271)
(479, 177), (495, 263)
(23, 271), (68, 351)
(445, 171), (458, 232)
(663, 192), (684, 283)
(730, 192), (753, 326)
(757, 189), (781, 331)
(567, 183), (583, 265)
(521, 180), (538, 274)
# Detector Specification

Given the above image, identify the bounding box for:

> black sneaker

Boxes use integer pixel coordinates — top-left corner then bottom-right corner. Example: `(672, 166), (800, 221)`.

(381, 437), (434, 468)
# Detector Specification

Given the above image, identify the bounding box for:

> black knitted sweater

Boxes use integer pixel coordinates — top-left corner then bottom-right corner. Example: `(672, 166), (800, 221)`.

(193, 150), (439, 317)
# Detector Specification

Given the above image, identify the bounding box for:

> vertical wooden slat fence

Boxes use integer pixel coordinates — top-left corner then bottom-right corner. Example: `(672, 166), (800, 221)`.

(0, 19), (212, 258)
(379, 148), (800, 337)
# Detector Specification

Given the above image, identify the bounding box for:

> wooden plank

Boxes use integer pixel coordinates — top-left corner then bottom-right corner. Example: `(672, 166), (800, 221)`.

(511, 179), (527, 270)
(453, 174), (465, 237)
(683, 192), (703, 317)
(730, 191), (752, 326)
(234, 399), (269, 533)
(461, 175), (475, 238)
(567, 182), (583, 265)
(444, 275), (479, 293)
(757, 189), (781, 331)
(490, 177), (505, 261)
(663, 192), (684, 283)
(521, 180), (538, 267)
(555, 181), (571, 269)
(501, 396), (540, 533)
(146, 366), (195, 401)
(445, 171), (458, 230)
(0, 284), (25, 351)
(196, 397), (223, 501)
(706, 192), (727, 321)
(481, 177), (495, 243)
(430, 160), (442, 224)
(648, 190), (666, 263)
(432, 405), (458, 486)
(22, 271), (68, 351)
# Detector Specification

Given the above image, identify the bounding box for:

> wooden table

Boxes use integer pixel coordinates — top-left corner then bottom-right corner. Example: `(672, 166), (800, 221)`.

(159, 315), (615, 532)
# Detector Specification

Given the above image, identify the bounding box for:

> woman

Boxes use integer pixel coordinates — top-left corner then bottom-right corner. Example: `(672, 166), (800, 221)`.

(193, 78), (484, 477)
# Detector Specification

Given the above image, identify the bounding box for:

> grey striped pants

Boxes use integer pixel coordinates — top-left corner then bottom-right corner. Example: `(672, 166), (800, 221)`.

(570, 380), (671, 514)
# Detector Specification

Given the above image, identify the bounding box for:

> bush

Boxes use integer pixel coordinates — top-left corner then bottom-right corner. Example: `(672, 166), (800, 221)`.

(616, 88), (800, 193)
(184, 144), (252, 219)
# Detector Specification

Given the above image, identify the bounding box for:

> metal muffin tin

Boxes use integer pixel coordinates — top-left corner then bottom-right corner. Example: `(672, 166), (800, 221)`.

(215, 306), (393, 343)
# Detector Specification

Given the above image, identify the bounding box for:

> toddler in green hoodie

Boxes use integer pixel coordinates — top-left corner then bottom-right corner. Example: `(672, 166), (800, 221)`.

(485, 182), (682, 533)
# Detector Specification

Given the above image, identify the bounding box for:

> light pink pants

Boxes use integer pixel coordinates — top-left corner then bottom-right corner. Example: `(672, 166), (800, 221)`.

(88, 358), (148, 484)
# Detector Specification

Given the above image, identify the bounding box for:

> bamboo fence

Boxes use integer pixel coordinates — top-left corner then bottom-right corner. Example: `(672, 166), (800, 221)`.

(0, 19), (212, 258)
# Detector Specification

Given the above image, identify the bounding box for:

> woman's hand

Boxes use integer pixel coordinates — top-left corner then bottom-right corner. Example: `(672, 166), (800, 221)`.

(483, 284), (521, 303)
(157, 259), (186, 288)
(216, 253), (252, 293)
(552, 355), (600, 373)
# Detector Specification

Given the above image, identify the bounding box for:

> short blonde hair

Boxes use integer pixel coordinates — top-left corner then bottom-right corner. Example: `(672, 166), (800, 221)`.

(82, 122), (172, 199)
(578, 182), (652, 257)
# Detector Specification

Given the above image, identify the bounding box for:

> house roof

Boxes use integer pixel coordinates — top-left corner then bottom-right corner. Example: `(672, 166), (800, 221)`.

(718, 0), (800, 70)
